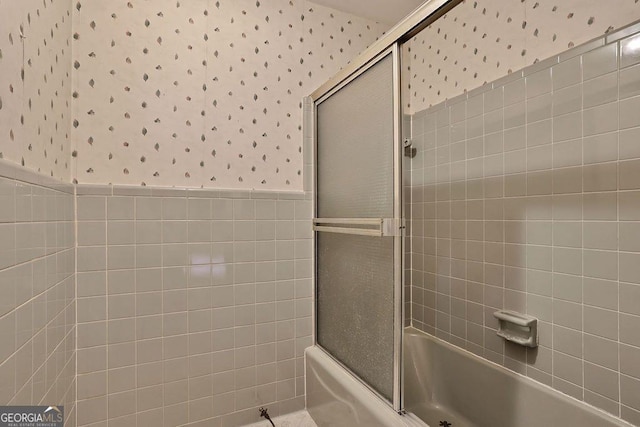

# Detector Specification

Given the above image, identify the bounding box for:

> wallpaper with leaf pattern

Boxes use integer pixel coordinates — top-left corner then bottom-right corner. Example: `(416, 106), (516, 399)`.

(2, 0), (640, 188)
(406, 0), (640, 113)
(0, 0), (73, 181)
(71, 0), (388, 190)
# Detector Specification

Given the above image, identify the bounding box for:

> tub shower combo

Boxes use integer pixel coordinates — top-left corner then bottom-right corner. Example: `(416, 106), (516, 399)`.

(304, 0), (640, 426)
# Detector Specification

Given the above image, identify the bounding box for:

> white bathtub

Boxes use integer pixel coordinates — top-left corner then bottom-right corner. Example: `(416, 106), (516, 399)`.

(306, 327), (633, 427)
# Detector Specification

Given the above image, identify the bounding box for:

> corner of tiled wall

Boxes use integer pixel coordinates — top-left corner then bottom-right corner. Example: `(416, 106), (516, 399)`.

(0, 159), (77, 426)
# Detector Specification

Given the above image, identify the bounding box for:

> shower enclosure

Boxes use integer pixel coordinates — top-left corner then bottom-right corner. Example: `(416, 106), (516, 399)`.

(313, 48), (403, 408)
(312, 0), (458, 412)
(309, 0), (640, 424)
(310, 0), (460, 414)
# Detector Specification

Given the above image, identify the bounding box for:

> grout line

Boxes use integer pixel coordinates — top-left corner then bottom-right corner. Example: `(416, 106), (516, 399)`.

(73, 186), (79, 422)
(617, 43), (623, 418)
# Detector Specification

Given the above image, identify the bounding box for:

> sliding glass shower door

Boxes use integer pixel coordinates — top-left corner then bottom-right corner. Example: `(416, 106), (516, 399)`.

(313, 47), (403, 409)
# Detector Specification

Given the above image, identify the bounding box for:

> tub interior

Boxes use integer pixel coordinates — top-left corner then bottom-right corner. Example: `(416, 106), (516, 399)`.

(403, 328), (632, 427)
(307, 327), (634, 427)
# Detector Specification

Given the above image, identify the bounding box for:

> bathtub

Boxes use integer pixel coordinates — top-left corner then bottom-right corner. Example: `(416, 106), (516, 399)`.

(306, 327), (632, 427)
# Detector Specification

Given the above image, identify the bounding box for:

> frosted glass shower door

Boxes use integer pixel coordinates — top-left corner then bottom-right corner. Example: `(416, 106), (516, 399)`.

(314, 49), (402, 408)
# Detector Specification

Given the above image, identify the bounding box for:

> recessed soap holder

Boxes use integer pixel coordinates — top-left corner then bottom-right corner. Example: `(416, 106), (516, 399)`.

(493, 310), (538, 348)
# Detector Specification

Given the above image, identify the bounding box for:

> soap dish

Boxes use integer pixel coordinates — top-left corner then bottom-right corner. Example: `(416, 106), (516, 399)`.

(493, 310), (538, 348)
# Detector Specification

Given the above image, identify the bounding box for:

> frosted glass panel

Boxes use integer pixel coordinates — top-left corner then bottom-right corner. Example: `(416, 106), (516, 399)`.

(317, 53), (394, 219)
(317, 232), (395, 401)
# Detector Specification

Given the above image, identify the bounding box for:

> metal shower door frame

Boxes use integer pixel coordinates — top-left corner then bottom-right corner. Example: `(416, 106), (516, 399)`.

(311, 44), (405, 412)
(307, 0), (463, 415)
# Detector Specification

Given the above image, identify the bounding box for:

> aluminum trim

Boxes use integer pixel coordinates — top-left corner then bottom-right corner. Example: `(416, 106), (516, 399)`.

(313, 218), (402, 237)
(391, 42), (404, 413)
(382, 218), (403, 237)
(312, 101), (319, 349)
(315, 47), (395, 106)
(313, 218), (384, 226)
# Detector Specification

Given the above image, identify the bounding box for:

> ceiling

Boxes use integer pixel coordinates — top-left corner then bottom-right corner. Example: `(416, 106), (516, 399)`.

(308, 0), (425, 26)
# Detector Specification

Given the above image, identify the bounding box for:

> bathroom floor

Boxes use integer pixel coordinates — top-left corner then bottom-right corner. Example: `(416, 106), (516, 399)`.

(244, 410), (318, 427)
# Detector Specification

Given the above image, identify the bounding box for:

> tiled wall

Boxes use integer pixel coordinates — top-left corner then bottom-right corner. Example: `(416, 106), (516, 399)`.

(0, 0), (73, 181)
(71, 0), (387, 191)
(75, 186), (313, 427)
(408, 22), (640, 425)
(0, 161), (76, 424)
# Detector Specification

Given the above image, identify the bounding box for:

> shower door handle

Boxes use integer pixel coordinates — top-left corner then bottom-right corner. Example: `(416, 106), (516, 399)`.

(313, 218), (403, 237)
